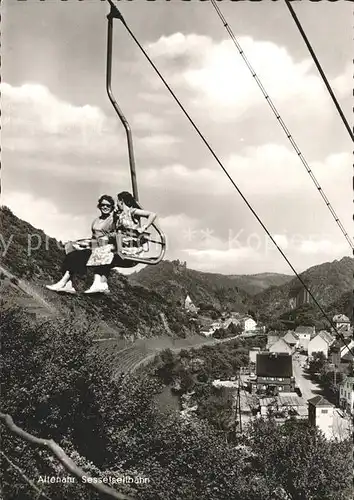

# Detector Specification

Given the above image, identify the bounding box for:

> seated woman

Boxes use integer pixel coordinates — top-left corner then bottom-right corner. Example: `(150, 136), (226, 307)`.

(88, 191), (156, 293)
(114, 190), (157, 255)
(90, 191), (157, 292)
(46, 195), (115, 294)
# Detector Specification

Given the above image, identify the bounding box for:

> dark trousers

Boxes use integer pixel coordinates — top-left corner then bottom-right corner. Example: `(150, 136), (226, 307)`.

(62, 249), (91, 276)
(62, 250), (137, 278)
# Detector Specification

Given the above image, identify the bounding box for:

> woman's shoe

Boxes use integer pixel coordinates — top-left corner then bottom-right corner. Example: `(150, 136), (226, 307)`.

(46, 283), (63, 291)
(45, 272), (70, 291)
(84, 283), (110, 295)
(56, 281), (77, 294)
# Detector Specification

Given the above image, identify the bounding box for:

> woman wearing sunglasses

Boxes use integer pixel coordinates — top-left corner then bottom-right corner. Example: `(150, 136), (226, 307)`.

(46, 195), (115, 294)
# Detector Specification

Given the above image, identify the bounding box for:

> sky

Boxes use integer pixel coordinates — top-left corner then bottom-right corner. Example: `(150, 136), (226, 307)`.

(1, 0), (353, 276)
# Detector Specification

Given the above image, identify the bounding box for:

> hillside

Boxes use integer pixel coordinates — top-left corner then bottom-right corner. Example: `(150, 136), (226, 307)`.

(128, 259), (253, 313)
(326, 290), (353, 322)
(1, 206), (351, 337)
(251, 256), (354, 321)
(228, 272), (293, 294)
(0, 206), (197, 339)
(130, 261), (292, 301)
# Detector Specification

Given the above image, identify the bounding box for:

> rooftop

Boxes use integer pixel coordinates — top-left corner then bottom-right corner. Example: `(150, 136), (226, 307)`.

(283, 331), (298, 344)
(318, 330), (334, 345)
(333, 314), (350, 323)
(308, 395), (334, 408)
(260, 392), (306, 408)
(256, 353), (293, 378)
(340, 376), (354, 387)
(268, 338), (292, 352)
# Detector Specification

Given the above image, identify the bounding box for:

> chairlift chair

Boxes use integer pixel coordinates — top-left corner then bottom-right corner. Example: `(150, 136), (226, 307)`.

(106, 0), (166, 265)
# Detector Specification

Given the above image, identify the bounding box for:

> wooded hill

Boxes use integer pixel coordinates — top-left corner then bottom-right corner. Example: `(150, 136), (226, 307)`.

(0, 206), (196, 340)
(250, 256), (353, 323)
(129, 260), (292, 313)
(1, 206), (351, 335)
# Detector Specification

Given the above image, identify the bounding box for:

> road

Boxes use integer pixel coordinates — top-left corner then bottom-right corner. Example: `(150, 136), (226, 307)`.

(292, 353), (321, 401)
(292, 354), (352, 440)
(131, 335), (240, 373)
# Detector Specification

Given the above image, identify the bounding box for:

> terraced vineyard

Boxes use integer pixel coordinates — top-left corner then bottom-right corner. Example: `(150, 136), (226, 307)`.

(96, 333), (241, 380)
(1, 261), (243, 380)
(0, 266), (57, 320)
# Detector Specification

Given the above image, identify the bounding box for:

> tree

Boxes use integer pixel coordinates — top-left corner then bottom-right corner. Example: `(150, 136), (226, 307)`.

(228, 323), (243, 335)
(0, 305), (140, 499)
(213, 328), (227, 339)
(308, 352), (326, 376)
(247, 418), (353, 500)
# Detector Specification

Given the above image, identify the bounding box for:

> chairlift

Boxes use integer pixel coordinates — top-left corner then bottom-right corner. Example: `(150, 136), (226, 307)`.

(105, 0), (166, 265)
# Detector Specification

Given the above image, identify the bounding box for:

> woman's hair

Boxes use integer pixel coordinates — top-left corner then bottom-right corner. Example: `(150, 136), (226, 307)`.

(97, 195), (114, 209)
(117, 191), (140, 209)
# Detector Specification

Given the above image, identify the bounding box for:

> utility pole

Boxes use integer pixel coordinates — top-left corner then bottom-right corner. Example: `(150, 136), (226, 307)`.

(234, 372), (242, 434)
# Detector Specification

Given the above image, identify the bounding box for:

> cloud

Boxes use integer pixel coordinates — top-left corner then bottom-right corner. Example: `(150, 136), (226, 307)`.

(179, 232), (351, 275)
(298, 238), (350, 256)
(139, 134), (181, 150)
(132, 112), (166, 132)
(2, 83), (107, 141)
(146, 33), (331, 121)
(140, 146), (351, 206)
(227, 147), (351, 199)
(1, 82), (128, 168)
(332, 64), (352, 98)
(141, 163), (232, 195)
(2, 82), (181, 185)
(2, 45), (350, 277)
(2, 191), (90, 242)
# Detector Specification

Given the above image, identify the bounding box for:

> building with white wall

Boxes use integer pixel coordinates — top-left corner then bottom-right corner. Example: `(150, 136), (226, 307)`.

(308, 396), (334, 440)
(243, 317), (257, 332)
(339, 376), (354, 414)
(295, 326), (315, 351)
(308, 334), (329, 359)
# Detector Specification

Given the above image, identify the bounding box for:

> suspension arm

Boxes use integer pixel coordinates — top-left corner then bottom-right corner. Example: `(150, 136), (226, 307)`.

(106, 0), (139, 201)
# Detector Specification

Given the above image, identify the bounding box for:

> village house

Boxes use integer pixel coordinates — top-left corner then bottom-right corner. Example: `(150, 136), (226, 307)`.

(329, 339), (354, 367)
(308, 395), (334, 440)
(295, 326), (315, 351)
(184, 294), (199, 314)
(337, 324), (353, 339)
(282, 331), (299, 349)
(308, 333), (330, 359)
(268, 338), (293, 355)
(339, 339), (354, 361)
(259, 392), (308, 420)
(256, 352), (295, 394)
(333, 314), (350, 331)
(242, 316), (257, 332)
(266, 332), (280, 350)
(339, 376), (354, 415)
(318, 330), (334, 346)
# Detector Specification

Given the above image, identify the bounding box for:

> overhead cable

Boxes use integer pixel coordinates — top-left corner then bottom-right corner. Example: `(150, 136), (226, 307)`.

(106, 0), (354, 355)
(209, 0), (353, 252)
(284, 0), (353, 142)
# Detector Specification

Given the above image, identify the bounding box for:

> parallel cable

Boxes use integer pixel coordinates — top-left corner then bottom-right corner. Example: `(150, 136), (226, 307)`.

(284, 0), (353, 142)
(209, 0), (353, 252)
(106, 0), (354, 355)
